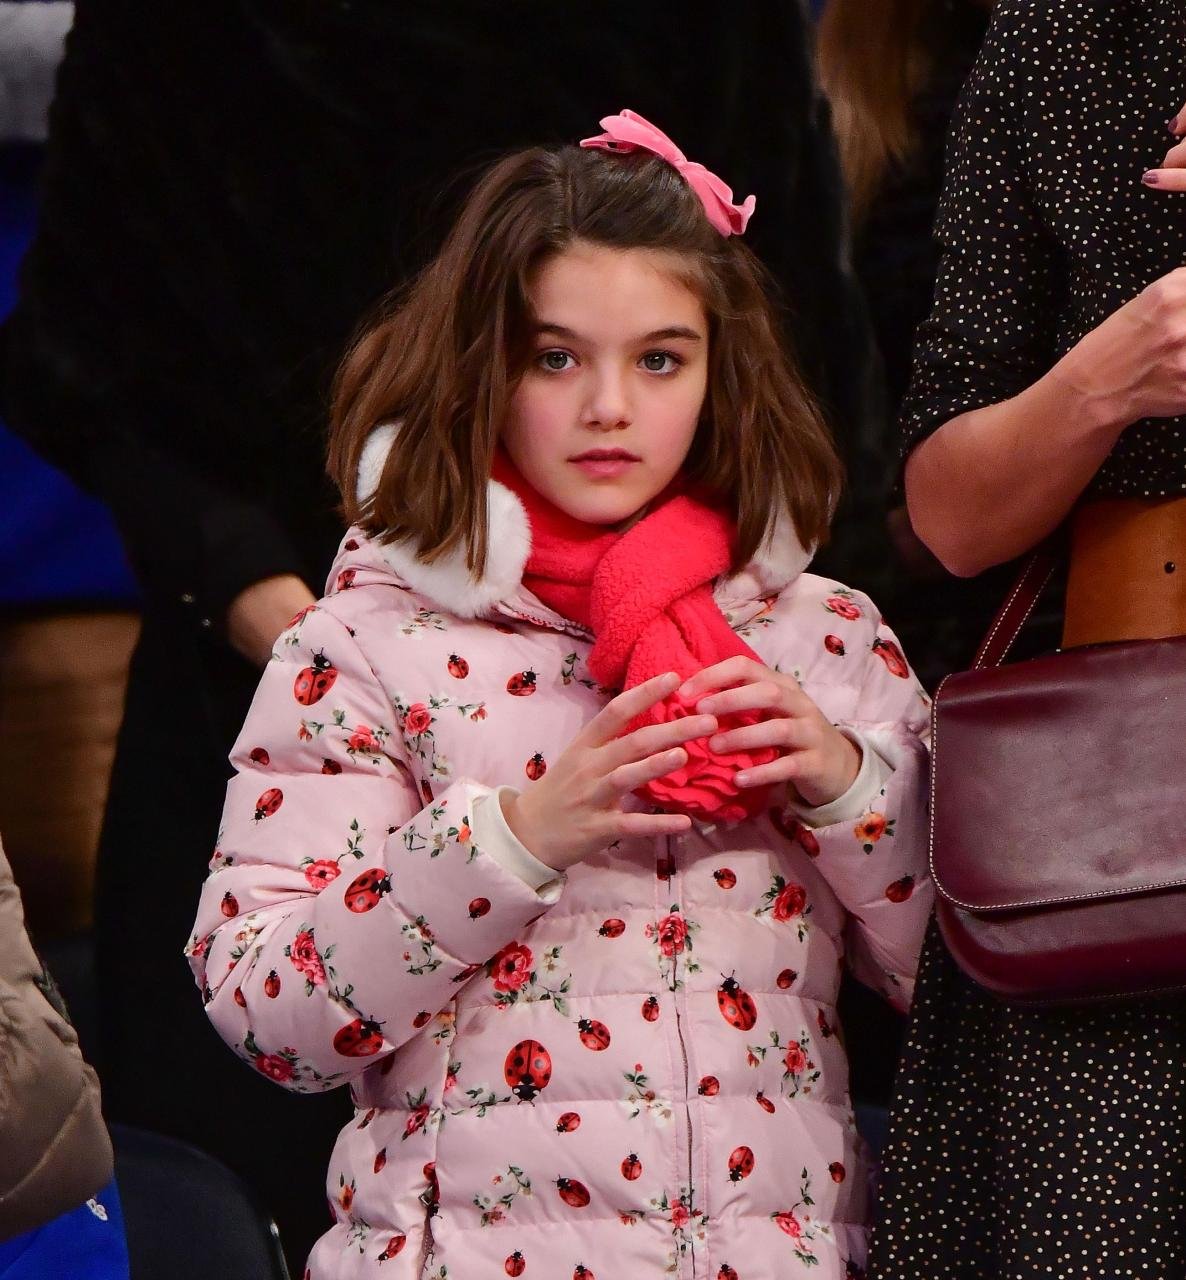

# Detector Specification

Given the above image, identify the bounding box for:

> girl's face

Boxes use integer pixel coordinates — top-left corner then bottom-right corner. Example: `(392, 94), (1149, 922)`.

(503, 241), (709, 527)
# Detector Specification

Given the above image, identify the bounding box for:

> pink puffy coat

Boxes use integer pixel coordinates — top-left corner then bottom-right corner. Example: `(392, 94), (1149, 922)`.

(189, 452), (932, 1280)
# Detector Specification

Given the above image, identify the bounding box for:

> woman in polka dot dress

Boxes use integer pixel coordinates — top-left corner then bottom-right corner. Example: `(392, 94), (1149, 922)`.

(870, 3), (1186, 1278)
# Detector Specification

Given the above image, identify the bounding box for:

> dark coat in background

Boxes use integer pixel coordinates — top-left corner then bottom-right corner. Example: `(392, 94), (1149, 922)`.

(0, 0), (872, 1265)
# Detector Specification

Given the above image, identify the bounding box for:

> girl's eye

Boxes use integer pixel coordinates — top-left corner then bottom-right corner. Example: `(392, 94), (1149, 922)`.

(641, 351), (682, 374)
(538, 350), (575, 372)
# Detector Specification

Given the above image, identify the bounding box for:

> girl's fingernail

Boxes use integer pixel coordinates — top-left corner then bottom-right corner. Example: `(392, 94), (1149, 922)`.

(1143, 170), (1161, 185)
(735, 771), (749, 786)
(709, 736), (724, 751)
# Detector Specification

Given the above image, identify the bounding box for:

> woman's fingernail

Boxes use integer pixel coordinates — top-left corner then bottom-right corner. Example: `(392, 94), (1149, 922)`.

(1143, 170), (1161, 185)
(1170, 118), (1181, 134)
(734, 772), (749, 786)
(709, 736), (724, 751)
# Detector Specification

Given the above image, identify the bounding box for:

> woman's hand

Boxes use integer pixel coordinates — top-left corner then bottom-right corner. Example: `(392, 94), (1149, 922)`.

(677, 657), (860, 809)
(1142, 103), (1186, 190)
(500, 672), (717, 873)
(1056, 267), (1186, 426)
(227, 574), (317, 667)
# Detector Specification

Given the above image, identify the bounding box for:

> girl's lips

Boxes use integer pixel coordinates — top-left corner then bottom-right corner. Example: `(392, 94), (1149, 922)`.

(571, 458), (639, 478)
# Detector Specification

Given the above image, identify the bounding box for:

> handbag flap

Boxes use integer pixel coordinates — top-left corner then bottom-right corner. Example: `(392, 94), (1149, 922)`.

(931, 634), (1186, 912)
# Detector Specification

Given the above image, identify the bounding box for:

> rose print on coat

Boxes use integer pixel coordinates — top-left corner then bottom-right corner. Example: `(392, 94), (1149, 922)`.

(239, 1029), (342, 1092)
(487, 942), (573, 1015)
(772, 1168), (831, 1266)
(285, 925), (332, 994)
(854, 808), (895, 854)
(560, 651), (598, 691)
(400, 607), (448, 636)
(823, 589), (862, 621)
(300, 816), (367, 891)
(755, 875), (813, 941)
(295, 711), (394, 768)
(622, 1062), (674, 1123)
(401, 1087), (440, 1141)
(473, 1166), (532, 1226)
(401, 799), (477, 863)
(648, 1187), (707, 1269)
(390, 692), (486, 779)
(745, 1028), (821, 1098)
(644, 907), (701, 990)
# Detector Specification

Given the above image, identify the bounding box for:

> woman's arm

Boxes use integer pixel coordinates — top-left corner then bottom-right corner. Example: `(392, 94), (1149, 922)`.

(909, 267), (1186, 577)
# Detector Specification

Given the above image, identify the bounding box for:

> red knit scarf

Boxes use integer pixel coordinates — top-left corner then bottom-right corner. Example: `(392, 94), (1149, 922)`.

(493, 453), (778, 823)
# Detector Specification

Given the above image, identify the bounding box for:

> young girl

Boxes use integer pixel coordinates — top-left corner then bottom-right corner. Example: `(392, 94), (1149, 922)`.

(188, 110), (932, 1280)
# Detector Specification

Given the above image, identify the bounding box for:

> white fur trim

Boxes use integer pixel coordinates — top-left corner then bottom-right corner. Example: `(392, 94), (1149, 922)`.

(356, 424), (531, 618)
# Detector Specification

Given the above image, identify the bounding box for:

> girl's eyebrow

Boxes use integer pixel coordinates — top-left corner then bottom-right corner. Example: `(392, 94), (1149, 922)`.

(534, 322), (704, 343)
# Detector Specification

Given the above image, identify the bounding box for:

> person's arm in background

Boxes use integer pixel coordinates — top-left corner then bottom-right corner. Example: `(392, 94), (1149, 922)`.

(903, 5), (1186, 578)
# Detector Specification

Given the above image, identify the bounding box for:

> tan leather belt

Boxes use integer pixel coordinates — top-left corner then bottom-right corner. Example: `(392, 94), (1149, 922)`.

(1063, 496), (1186, 648)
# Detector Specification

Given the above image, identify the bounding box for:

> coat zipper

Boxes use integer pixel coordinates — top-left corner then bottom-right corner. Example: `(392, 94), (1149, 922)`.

(665, 833), (699, 1280)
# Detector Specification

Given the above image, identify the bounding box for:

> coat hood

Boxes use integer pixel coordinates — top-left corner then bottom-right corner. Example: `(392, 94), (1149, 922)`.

(343, 421), (815, 619)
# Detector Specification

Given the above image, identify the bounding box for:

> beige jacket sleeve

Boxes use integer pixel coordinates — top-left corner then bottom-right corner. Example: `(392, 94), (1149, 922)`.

(0, 838), (113, 1240)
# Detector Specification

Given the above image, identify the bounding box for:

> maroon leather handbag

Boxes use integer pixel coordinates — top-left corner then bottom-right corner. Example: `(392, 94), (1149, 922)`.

(930, 550), (1186, 1005)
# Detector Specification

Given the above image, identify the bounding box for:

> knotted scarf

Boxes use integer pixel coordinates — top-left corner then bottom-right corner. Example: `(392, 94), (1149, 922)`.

(493, 453), (778, 823)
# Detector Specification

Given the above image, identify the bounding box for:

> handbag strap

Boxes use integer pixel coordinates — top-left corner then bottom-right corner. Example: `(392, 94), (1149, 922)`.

(971, 543), (1061, 670)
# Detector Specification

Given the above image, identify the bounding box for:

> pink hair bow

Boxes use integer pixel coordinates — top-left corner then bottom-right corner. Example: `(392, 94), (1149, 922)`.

(580, 109), (756, 237)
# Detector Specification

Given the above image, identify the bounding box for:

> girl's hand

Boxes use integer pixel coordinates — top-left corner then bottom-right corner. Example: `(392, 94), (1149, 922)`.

(500, 672), (718, 873)
(677, 657), (860, 809)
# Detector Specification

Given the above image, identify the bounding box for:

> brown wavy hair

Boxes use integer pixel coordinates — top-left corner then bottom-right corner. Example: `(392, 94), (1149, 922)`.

(327, 144), (842, 578)
(817, 0), (930, 225)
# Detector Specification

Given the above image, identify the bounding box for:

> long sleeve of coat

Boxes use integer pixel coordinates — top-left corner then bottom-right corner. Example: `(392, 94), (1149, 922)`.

(781, 611), (933, 1013)
(187, 604), (559, 1093)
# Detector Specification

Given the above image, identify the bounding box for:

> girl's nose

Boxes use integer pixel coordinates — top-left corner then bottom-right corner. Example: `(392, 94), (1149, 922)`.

(581, 367), (632, 429)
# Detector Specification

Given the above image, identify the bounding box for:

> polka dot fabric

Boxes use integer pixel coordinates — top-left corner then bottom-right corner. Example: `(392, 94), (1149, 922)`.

(874, 4), (1186, 1276)
(901, 0), (1186, 497)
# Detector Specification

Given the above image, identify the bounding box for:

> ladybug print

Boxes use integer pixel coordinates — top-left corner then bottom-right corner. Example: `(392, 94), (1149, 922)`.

(886, 874), (916, 902)
(344, 867), (392, 913)
(776, 968), (797, 989)
(598, 918), (625, 938)
(374, 1148), (387, 1174)
(556, 1111), (581, 1133)
(829, 1161), (846, 1183)
(220, 891), (239, 917)
(293, 650), (338, 706)
(574, 1267), (595, 1279)
(248, 746), (270, 767)
(468, 896), (491, 919)
(756, 1091), (776, 1114)
(321, 758), (342, 775)
(620, 1152), (642, 1181)
(421, 1161), (439, 1217)
(577, 1018), (611, 1051)
(253, 788), (283, 821)
(332, 1017), (384, 1057)
(818, 1008), (834, 1039)
(656, 854), (675, 880)
(727, 1145), (755, 1181)
(336, 568), (357, 591)
(447, 654), (469, 679)
(412, 1010), (433, 1029)
(343, 538), (359, 552)
(504, 1253), (526, 1278)
(377, 1233), (406, 1261)
(641, 995), (660, 1022)
(504, 1039), (552, 1102)
(233, 985), (246, 1008)
(525, 752), (547, 781)
(264, 969), (280, 998)
(506, 669), (537, 696)
(824, 634), (846, 657)
(717, 976), (757, 1031)
(713, 867), (737, 890)
(698, 1075), (720, 1097)
(555, 1177), (590, 1209)
(872, 635), (910, 678)
(719, 1267), (739, 1280)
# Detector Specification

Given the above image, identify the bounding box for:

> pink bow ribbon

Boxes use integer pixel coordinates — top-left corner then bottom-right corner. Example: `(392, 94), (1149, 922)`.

(579, 109), (756, 237)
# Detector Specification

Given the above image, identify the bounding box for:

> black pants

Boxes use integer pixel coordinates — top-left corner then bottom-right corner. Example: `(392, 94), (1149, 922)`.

(95, 615), (348, 1272)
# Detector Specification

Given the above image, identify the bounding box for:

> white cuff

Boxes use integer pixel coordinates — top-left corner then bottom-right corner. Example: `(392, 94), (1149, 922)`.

(785, 728), (895, 829)
(472, 787), (564, 902)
